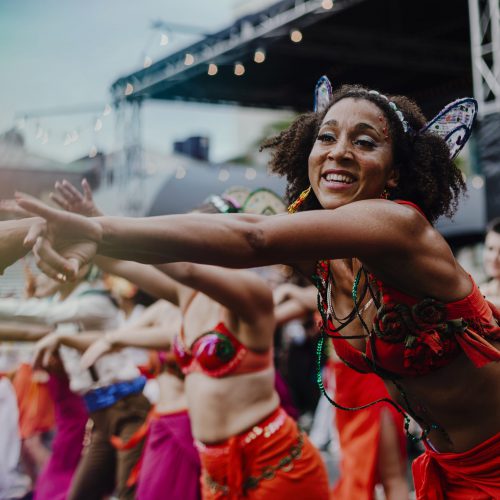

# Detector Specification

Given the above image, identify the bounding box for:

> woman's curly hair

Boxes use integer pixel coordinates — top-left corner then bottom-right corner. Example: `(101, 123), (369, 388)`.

(261, 84), (466, 223)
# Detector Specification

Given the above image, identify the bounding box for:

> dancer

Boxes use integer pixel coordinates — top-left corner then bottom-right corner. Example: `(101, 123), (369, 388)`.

(17, 81), (500, 499)
(47, 181), (329, 499)
(80, 299), (201, 500)
(0, 264), (148, 500)
(274, 283), (407, 499)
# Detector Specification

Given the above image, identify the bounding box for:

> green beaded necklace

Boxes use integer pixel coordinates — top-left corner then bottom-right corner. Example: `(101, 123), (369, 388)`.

(315, 264), (437, 443)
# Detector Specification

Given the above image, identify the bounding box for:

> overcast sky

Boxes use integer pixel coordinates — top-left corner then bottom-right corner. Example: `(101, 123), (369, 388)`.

(0, 0), (290, 163)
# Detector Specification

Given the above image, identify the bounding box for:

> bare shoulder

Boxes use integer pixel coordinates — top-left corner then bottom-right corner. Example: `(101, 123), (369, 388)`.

(359, 202), (471, 300)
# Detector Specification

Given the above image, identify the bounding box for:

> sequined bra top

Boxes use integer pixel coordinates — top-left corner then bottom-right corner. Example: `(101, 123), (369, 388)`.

(313, 201), (500, 378)
(172, 294), (273, 378)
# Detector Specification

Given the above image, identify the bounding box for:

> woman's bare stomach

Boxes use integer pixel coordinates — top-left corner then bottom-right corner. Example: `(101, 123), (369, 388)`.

(155, 372), (189, 414)
(186, 367), (280, 444)
(385, 346), (500, 453)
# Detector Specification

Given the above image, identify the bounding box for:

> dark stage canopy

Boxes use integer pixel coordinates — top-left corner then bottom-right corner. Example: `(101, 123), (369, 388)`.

(111, 0), (471, 117)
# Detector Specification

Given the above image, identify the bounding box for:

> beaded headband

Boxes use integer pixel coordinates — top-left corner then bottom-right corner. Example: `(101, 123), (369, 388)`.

(314, 76), (477, 160)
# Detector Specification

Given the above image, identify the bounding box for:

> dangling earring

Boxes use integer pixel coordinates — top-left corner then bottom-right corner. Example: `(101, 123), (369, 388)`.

(380, 188), (390, 200)
(288, 186), (311, 213)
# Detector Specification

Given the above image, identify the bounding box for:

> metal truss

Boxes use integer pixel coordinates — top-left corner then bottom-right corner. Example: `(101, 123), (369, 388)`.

(468, 0), (500, 117)
(110, 98), (144, 215)
(110, 0), (366, 101)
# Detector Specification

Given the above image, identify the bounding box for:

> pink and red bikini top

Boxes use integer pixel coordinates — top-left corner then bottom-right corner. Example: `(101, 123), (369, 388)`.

(314, 201), (500, 378)
(172, 294), (273, 378)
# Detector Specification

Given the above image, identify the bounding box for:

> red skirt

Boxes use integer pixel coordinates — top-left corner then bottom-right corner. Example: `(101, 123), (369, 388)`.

(412, 431), (500, 499)
(197, 407), (329, 500)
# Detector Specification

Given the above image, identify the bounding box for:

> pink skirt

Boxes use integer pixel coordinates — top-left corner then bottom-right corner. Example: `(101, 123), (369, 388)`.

(34, 373), (88, 500)
(137, 409), (201, 500)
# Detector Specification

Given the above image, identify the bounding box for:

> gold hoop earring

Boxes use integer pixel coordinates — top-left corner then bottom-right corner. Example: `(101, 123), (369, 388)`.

(288, 186), (311, 214)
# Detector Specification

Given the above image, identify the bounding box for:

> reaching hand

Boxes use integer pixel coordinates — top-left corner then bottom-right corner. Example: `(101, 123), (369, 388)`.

(33, 331), (62, 369)
(0, 199), (34, 219)
(80, 336), (113, 369)
(50, 178), (103, 217)
(15, 193), (102, 282)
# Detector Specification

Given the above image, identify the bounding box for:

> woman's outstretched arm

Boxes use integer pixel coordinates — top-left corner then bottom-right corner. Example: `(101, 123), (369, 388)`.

(17, 195), (466, 300)
(0, 321), (52, 341)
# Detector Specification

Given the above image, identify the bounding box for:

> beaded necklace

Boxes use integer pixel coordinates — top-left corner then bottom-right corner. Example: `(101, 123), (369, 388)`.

(314, 261), (439, 442)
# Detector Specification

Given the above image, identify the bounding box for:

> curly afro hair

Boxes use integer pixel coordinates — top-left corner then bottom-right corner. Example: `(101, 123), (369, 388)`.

(261, 84), (466, 223)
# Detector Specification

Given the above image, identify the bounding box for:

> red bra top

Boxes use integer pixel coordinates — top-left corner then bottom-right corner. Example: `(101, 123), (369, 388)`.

(313, 201), (500, 378)
(172, 294), (273, 378)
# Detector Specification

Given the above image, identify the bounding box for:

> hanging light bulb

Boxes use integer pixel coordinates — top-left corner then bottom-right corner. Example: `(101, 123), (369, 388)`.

(103, 104), (112, 116)
(144, 55), (153, 68)
(125, 83), (134, 96)
(89, 145), (98, 158)
(290, 30), (303, 43)
(234, 63), (245, 76)
(218, 169), (230, 181)
(94, 118), (103, 132)
(322, 0), (333, 9)
(208, 63), (218, 76)
(160, 33), (169, 46)
(254, 49), (266, 63)
(184, 53), (194, 66)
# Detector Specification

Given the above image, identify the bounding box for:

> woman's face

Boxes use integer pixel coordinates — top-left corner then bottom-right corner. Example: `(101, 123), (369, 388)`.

(484, 230), (500, 280)
(308, 97), (398, 210)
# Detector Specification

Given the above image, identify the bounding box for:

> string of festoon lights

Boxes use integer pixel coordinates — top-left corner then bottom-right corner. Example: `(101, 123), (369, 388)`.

(15, 102), (113, 159)
(133, 0), (336, 86)
(15, 0), (337, 160)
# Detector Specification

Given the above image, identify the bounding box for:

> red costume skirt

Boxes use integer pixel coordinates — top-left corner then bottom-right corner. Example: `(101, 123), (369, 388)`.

(197, 407), (329, 500)
(331, 360), (406, 500)
(412, 431), (500, 499)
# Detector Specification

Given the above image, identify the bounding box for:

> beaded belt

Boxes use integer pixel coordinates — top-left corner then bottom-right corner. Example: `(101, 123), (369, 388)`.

(195, 407), (287, 456)
(197, 408), (304, 496)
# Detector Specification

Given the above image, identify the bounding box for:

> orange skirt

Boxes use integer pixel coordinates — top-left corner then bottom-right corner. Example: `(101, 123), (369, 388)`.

(12, 363), (55, 439)
(197, 407), (329, 500)
(331, 360), (406, 500)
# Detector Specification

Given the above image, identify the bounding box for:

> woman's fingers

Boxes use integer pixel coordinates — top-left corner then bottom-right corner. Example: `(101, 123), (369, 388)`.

(33, 237), (79, 281)
(49, 192), (70, 210)
(16, 192), (60, 222)
(24, 220), (46, 248)
(81, 178), (94, 201)
(58, 180), (82, 204)
(42, 346), (54, 368)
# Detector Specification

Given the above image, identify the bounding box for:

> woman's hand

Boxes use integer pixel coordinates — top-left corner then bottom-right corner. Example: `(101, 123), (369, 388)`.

(80, 335), (114, 369)
(33, 331), (62, 369)
(0, 199), (34, 219)
(50, 179), (103, 217)
(15, 193), (102, 282)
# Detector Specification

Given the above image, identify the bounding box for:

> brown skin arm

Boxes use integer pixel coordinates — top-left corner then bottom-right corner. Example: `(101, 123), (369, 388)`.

(55, 332), (102, 352)
(274, 298), (311, 326)
(95, 256), (185, 307)
(17, 196), (469, 302)
(0, 321), (52, 341)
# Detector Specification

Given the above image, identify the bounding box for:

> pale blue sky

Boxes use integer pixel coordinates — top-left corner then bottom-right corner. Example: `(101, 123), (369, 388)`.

(0, 0), (289, 162)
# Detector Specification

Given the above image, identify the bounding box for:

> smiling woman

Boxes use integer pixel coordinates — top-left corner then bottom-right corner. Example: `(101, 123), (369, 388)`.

(16, 79), (500, 500)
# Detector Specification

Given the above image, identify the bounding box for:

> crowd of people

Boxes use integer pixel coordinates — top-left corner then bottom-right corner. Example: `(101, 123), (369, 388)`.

(0, 78), (498, 500)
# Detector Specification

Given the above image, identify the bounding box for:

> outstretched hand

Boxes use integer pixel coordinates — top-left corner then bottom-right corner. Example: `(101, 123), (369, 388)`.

(0, 199), (34, 219)
(80, 336), (113, 369)
(33, 331), (62, 369)
(15, 193), (102, 282)
(50, 178), (103, 217)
